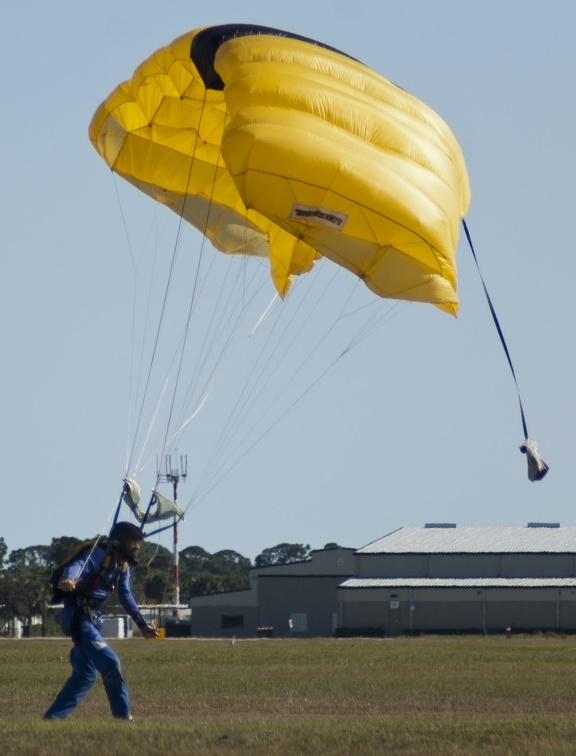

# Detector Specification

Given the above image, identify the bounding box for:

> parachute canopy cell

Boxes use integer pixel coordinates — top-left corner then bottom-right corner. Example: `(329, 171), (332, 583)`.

(89, 24), (470, 313)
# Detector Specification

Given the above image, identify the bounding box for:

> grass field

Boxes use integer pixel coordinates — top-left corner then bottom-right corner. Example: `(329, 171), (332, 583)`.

(2, 634), (576, 754)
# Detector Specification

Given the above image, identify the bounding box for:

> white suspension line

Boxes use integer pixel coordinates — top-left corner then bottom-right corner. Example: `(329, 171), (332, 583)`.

(250, 292), (280, 337)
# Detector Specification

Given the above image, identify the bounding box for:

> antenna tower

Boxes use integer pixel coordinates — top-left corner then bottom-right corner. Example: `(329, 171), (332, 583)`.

(157, 454), (187, 613)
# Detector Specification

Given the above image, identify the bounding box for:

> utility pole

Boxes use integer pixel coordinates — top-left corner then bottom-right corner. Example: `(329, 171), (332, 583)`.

(157, 454), (187, 614)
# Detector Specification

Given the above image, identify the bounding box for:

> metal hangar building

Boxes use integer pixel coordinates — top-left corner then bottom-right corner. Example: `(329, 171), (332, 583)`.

(188, 523), (576, 637)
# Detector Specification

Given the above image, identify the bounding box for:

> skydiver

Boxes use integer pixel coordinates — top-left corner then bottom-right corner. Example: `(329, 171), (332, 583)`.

(43, 522), (158, 721)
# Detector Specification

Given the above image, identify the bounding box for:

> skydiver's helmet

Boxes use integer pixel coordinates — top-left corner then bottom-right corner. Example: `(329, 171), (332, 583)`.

(109, 521), (144, 565)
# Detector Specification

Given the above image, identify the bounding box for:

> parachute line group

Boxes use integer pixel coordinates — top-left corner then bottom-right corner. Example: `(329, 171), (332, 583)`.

(113, 173), (404, 518)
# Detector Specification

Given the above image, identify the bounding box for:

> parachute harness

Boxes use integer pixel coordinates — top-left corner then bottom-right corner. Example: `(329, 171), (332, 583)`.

(50, 539), (125, 606)
(462, 220), (548, 481)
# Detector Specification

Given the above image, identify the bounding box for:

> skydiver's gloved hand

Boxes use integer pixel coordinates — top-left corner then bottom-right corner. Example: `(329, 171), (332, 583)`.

(133, 612), (160, 639)
(57, 579), (76, 593)
(140, 624), (160, 640)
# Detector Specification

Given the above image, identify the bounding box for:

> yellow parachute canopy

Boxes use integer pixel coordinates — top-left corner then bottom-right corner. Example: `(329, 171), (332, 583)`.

(89, 24), (470, 314)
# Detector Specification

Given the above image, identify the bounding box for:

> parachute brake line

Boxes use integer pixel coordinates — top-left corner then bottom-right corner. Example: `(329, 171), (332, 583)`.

(462, 220), (548, 481)
(138, 492), (162, 536)
(111, 485), (127, 531)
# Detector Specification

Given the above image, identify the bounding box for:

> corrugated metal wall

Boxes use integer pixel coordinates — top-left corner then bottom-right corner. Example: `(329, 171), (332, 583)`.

(339, 587), (576, 634)
(190, 605), (259, 638)
(355, 553), (576, 579)
(258, 575), (343, 636)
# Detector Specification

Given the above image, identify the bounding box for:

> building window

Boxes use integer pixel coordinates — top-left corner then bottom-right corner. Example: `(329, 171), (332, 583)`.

(221, 615), (244, 629)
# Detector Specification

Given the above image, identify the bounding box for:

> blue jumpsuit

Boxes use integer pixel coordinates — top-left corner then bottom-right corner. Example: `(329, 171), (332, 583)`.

(44, 544), (142, 720)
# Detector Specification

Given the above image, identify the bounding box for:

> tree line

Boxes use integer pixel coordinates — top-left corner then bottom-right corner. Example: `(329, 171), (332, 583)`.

(0, 535), (339, 634)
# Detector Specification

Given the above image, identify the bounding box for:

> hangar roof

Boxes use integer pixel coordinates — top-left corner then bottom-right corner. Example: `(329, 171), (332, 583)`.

(358, 526), (576, 554)
(341, 577), (576, 589)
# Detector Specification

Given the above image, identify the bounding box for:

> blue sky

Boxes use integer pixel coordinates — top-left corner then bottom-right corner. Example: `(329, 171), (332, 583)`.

(2, 1), (574, 561)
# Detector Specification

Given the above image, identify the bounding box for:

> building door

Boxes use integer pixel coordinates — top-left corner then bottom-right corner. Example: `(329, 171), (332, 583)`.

(290, 613), (308, 637)
(388, 600), (401, 637)
(331, 613), (338, 636)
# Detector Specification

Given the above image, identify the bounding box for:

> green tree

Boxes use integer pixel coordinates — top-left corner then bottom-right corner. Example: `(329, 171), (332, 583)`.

(205, 550), (250, 574)
(205, 550), (250, 591)
(139, 541), (174, 573)
(141, 570), (173, 603)
(3, 546), (53, 635)
(0, 571), (17, 631)
(179, 547), (250, 598)
(8, 545), (51, 568)
(47, 535), (86, 568)
(254, 543), (311, 568)
(179, 545), (211, 573)
(129, 543), (174, 604)
(0, 537), (8, 569)
(188, 573), (228, 596)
